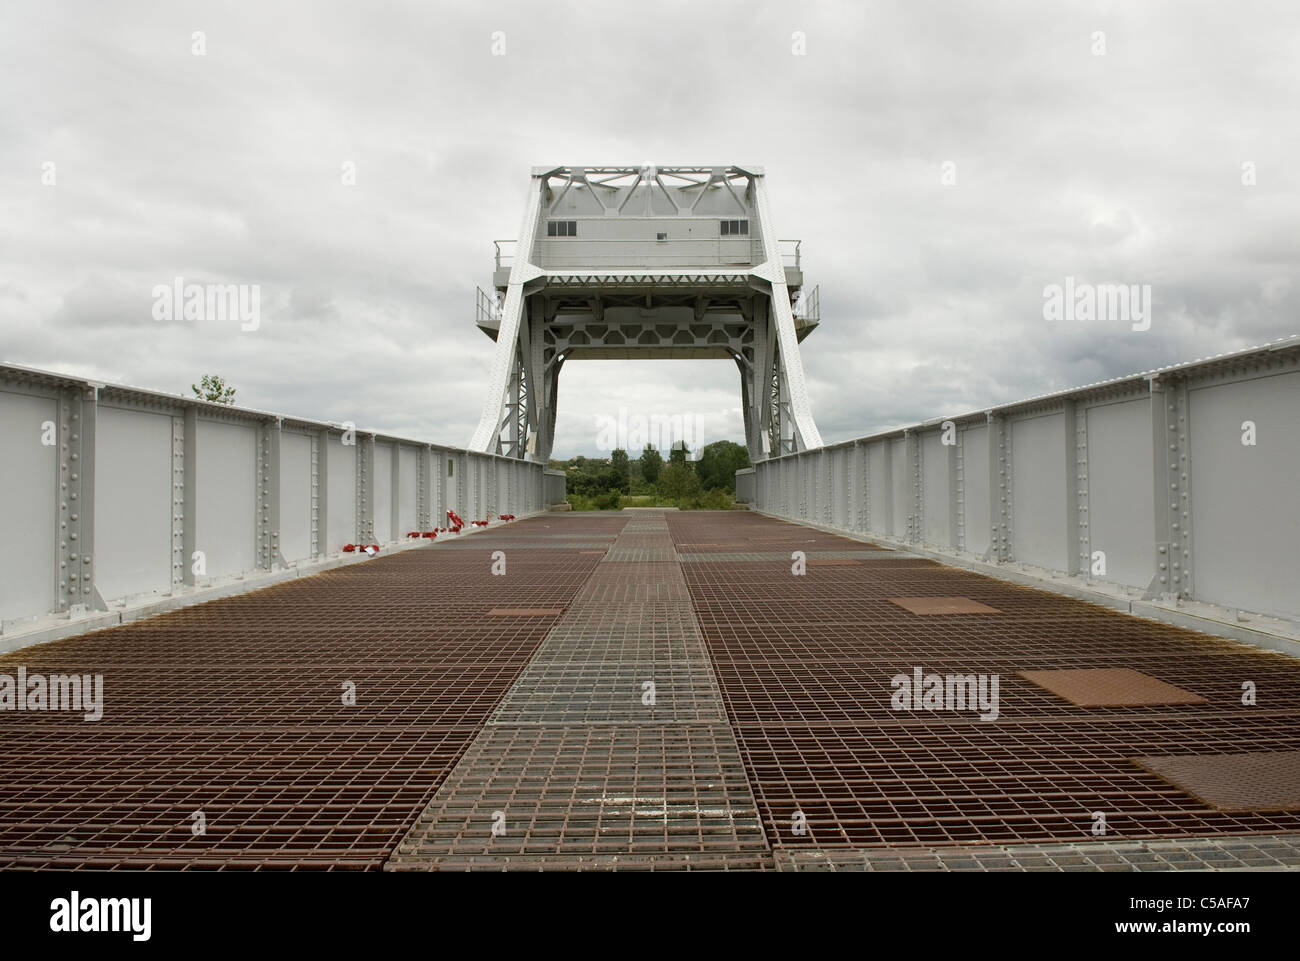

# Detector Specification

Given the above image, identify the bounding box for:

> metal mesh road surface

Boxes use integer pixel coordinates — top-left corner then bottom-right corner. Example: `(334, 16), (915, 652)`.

(3, 509), (1300, 870)
(0, 516), (621, 870)
(666, 510), (1300, 861)
(386, 511), (769, 870)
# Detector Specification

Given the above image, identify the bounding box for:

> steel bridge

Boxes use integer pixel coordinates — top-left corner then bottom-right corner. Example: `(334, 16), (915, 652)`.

(2, 165), (1299, 871)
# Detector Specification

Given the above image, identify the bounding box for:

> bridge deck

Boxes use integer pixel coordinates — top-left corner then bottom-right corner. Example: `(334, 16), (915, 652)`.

(2, 510), (1299, 871)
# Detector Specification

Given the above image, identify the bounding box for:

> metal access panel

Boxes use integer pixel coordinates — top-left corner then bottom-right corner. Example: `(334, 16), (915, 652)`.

(1190, 371), (1300, 619)
(1085, 397), (1154, 589)
(95, 405), (172, 601)
(1011, 412), (1066, 570)
(325, 437), (356, 550)
(889, 437), (909, 535)
(0, 389), (57, 620)
(280, 431), (313, 563)
(962, 424), (990, 556)
(373, 443), (393, 543)
(397, 446), (418, 534)
(921, 432), (949, 546)
(195, 419), (257, 578)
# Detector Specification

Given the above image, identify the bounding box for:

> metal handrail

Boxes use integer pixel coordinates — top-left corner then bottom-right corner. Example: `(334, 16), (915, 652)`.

(793, 284), (819, 323)
(476, 286), (501, 325)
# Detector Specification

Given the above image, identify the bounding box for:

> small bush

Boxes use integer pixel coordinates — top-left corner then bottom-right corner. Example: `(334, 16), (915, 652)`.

(593, 490), (622, 511)
(695, 487), (734, 510)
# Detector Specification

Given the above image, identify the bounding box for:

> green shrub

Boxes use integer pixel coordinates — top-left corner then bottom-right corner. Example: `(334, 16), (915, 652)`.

(593, 490), (622, 511)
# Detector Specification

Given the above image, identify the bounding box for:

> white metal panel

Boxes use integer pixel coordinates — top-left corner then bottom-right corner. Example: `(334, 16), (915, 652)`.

(890, 438), (909, 536)
(397, 446), (418, 533)
(95, 406), (172, 601)
(0, 390), (57, 620)
(867, 441), (889, 534)
(962, 425), (990, 555)
(1190, 371), (1300, 619)
(921, 433), (948, 546)
(373, 443), (393, 543)
(1011, 413), (1066, 570)
(326, 438), (356, 549)
(433, 451), (447, 518)
(195, 420), (257, 578)
(835, 448), (849, 527)
(280, 432), (313, 563)
(1085, 398), (1154, 588)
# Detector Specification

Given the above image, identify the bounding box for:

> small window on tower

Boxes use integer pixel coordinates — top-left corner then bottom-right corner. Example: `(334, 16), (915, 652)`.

(547, 220), (577, 237)
(720, 219), (749, 236)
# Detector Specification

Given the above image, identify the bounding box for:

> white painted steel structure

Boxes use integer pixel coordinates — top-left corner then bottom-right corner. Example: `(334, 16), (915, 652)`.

(750, 337), (1300, 632)
(0, 363), (558, 633)
(469, 165), (824, 463)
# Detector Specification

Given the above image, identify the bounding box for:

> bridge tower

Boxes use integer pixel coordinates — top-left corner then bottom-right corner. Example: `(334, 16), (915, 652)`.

(468, 165), (824, 463)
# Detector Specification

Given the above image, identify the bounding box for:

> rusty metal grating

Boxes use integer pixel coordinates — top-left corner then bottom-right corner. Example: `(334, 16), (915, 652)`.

(0, 514), (616, 870)
(7, 507), (1300, 870)
(681, 550), (918, 563)
(890, 596), (1003, 615)
(1021, 668), (1208, 707)
(663, 510), (1300, 851)
(487, 608), (566, 617)
(1135, 751), (1300, 812)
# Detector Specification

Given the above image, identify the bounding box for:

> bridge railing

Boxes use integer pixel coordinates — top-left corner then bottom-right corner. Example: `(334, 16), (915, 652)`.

(792, 285), (820, 324)
(750, 338), (1300, 627)
(0, 363), (558, 631)
(493, 239), (516, 271)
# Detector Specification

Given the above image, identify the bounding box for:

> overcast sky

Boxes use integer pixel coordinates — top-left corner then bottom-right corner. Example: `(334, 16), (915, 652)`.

(2, 1), (1297, 458)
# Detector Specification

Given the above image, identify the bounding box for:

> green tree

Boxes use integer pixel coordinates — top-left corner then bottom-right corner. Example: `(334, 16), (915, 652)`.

(191, 374), (236, 404)
(658, 461), (702, 501)
(639, 444), (663, 484)
(695, 440), (750, 493)
(669, 440), (690, 466)
(610, 448), (631, 491)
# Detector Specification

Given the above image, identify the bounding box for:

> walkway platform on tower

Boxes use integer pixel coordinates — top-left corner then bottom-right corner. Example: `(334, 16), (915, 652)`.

(2, 510), (1299, 871)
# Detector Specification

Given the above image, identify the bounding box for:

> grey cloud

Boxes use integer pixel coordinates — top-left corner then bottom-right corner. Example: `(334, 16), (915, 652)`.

(1, 0), (1297, 457)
